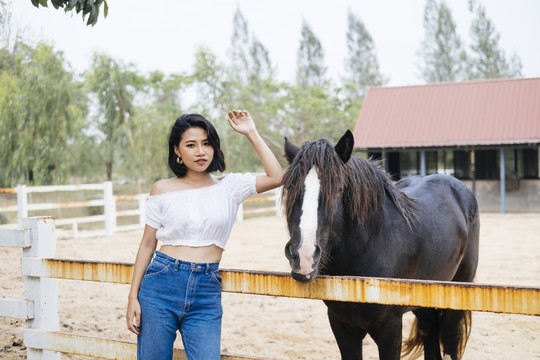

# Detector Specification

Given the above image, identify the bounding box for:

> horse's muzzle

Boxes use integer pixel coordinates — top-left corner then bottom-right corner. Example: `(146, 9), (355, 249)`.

(285, 239), (321, 283)
(291, 269), (317, 283)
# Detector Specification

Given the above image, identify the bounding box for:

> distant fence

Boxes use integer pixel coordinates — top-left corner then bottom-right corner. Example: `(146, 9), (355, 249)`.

(1, 217), (539, 359)
(0, 182), (282, 236)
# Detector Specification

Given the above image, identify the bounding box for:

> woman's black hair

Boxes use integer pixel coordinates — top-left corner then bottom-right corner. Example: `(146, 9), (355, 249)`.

(168, 114), (226, 177)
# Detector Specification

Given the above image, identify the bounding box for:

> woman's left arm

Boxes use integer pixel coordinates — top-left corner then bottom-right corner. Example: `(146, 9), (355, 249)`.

(228, 110), (284, 193)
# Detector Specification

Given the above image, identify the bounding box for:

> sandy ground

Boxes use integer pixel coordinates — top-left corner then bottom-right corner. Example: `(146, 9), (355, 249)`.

(1, 213), (539, 359)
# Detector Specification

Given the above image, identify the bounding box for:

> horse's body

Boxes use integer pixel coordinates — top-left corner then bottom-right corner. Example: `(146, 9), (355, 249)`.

(282, 131), (479, 360)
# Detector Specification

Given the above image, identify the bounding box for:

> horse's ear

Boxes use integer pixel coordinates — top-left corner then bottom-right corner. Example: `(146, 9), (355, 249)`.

(284, 137), (300, 164)
(335, 130), (354, 163)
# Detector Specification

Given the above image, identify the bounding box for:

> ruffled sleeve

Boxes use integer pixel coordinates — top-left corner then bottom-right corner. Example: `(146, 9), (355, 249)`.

(145, 196), (162, 229)
(228, 173), (257, 203)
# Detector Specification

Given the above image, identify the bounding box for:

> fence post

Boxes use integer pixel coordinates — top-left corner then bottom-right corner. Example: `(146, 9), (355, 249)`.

(274, 187), (283, 217)
(236, 203), (244, 222)
(103, 181), (116, 236)
(138, 194), (146, 227)
(17, 185), (28, 224)
(22, 217), (60, 360)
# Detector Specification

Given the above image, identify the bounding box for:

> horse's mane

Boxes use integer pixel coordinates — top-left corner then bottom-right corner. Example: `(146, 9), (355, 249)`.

(283, 138), (416, 228)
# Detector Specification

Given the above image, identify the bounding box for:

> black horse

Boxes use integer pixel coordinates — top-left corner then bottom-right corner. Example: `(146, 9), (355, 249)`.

(282, 130), (479, 360)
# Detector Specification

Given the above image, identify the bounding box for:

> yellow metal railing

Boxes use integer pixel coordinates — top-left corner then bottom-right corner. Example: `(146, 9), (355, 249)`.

(28, 259), (540, 316)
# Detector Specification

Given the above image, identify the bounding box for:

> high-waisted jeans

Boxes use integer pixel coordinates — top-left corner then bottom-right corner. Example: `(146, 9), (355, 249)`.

(137, 251), (222, 359)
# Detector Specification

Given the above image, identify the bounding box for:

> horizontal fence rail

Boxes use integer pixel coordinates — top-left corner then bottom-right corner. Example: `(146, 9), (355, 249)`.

(0, 298), (34, 320)
(21, 258), (540, 316)
(0, 228), (30, 247)
(0, 181), (282, 233)
(24, 329), (273, 360)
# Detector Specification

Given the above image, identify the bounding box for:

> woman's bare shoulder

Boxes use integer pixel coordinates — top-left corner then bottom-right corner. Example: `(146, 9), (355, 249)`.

(150, 178), (177, 196)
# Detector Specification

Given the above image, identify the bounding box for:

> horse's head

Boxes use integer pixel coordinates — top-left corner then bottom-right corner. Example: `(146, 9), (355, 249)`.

(282, 130), (354, 282)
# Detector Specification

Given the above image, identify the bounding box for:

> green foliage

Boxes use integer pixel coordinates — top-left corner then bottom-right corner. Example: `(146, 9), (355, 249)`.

(85, 53), (143, 180)
(343, 9), (387, 99)
(0, 212), (8, 224)
(30, 0), (108, 26)
(418, 0), (467, 82)
(467, 0), (522, 79)
(120, 71), (187, 185)
(296, 21), (327, 88)
(0, 2), (526, 187)
(0, 42), (88, 186)
(223, 8), (285, 172)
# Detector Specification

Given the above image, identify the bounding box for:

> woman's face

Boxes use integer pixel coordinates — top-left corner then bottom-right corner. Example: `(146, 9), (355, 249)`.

(175, 127), (215, 174)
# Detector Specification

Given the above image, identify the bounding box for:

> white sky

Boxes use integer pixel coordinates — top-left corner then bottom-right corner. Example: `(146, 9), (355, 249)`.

(9, 0), (540, 87)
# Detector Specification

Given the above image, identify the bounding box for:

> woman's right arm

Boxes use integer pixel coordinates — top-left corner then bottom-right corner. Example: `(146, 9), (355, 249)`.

(126, 225), (158, 335)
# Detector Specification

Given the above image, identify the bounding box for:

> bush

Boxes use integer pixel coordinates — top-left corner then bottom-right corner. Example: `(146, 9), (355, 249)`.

(0, 212), (8, 225)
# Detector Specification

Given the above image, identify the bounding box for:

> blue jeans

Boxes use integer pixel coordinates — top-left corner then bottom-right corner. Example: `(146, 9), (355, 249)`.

(137, 251), (222, 359)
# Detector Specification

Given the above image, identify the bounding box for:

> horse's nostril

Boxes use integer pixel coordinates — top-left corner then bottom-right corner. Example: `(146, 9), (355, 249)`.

(284, 241), (297, 260)
(313, 244), (321, 261)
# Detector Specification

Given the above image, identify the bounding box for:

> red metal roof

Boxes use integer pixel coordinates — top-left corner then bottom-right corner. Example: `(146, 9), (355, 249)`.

(353, 77), (540, 149)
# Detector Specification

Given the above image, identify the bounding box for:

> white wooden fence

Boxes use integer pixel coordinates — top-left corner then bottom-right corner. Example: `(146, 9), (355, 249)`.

(0, 182), (282, 236)
(1, 217), (539, 359)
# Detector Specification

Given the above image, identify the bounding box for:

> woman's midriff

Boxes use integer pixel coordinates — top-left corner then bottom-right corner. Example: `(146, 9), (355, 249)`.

(159, 244), (223, 263)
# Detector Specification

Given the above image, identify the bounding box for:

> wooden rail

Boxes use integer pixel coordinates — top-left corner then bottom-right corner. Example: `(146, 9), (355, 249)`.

(23, 329), (271, 360)
(0, 181), (281, 231)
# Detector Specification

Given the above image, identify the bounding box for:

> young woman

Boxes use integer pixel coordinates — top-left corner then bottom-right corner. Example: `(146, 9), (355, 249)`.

(126, 110), (283, 359)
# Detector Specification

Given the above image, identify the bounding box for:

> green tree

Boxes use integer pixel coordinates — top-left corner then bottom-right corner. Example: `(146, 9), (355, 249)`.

(85, 52), (143, 181)
(288, 21), (349, 144)
(284, 84), (346, 145)
(225, 8), (284, 172)
(343, 9), (387, 98)
(30, 0), (108, 26)
(189, 47), (236, 169)
(418, 0), (467, 82)
(296, 21), (327, 88)
(228, 7), (275, 87)
(0, 42), (87, 186)
(0, 0), (13, 49)
(467, 0), (522, 79)
(122, 71), (187, 186)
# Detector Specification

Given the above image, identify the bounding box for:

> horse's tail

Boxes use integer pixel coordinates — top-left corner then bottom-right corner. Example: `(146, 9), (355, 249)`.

(402, 309), (472, 360)
(454, 310), (472, 358)
(402, 317), (424, 360)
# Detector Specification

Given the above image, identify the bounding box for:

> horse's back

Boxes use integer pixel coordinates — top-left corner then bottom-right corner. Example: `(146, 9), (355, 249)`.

(397, 174), (477, 223)
(395, 174), (479, 282)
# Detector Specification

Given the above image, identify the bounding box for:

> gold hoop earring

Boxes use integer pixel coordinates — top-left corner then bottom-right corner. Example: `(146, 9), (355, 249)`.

(177, 156), (183, 165)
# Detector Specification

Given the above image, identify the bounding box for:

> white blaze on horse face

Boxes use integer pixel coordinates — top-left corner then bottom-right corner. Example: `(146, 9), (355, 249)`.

(298, 167), (320, 276)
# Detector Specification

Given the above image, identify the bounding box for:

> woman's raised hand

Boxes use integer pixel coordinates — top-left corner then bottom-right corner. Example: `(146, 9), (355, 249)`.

(227, 109), (257, 136)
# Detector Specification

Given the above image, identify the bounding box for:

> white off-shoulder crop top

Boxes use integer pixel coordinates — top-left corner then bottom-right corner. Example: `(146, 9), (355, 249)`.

(145, 173), (257, 249)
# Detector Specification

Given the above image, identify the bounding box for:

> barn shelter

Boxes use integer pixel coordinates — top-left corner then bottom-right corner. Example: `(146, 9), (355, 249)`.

(353, 77), (540, 213)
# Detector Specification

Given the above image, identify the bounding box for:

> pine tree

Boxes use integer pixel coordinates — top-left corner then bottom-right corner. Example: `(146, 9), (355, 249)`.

(467, 0), (522, 79)
(85, 53), (143, 181)
(418, 0), (467, 83)
(229, 7), (274, 87)
(296, 20), (327, 88)
(343, 9), (387, 98)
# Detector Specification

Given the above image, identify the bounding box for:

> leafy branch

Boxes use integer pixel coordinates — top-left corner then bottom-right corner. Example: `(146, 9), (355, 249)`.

(30, 0), (108, 26)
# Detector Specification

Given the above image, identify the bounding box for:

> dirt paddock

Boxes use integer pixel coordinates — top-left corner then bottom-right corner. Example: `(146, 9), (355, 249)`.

(1, 213), (539, 359)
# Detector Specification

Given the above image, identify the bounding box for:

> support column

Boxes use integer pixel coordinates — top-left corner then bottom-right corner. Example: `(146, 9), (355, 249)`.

(17, 185), (28, 224)
(103, 181), (116, 236)
(471, 147), (476, 196)
(420, 150), (426, 176)
(22, 217), (60, 360)
(500, 148), (506, 214)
